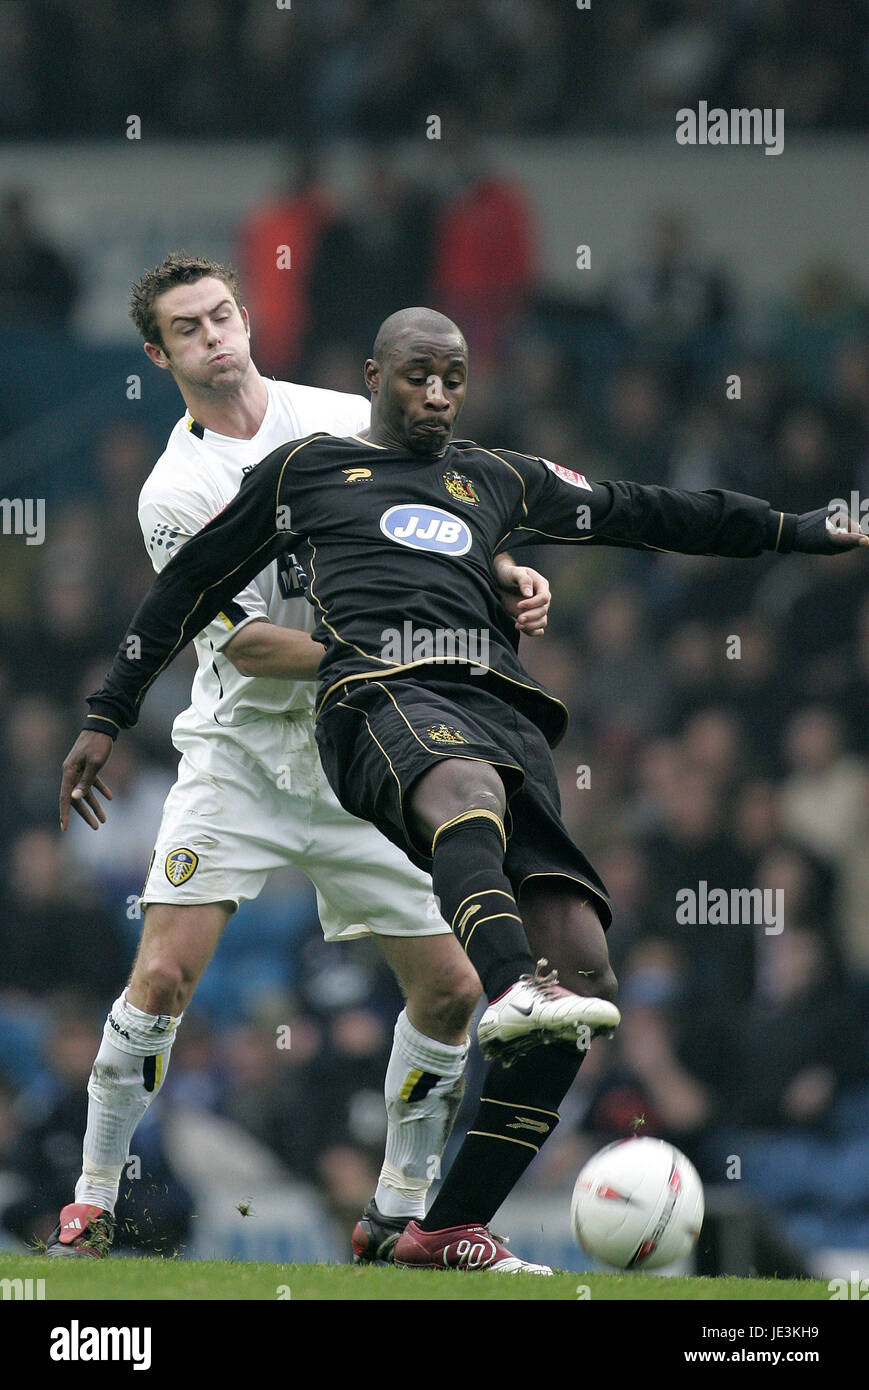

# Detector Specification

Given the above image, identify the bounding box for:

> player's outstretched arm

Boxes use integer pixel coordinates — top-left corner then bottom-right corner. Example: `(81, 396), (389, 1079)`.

(492, 552), (551, 636)
(502, 451), (869, 558)
(60, 732), (114, 831)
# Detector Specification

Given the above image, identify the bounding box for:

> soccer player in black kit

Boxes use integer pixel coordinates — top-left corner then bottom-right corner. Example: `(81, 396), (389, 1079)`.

(62, 307), (868, 1272)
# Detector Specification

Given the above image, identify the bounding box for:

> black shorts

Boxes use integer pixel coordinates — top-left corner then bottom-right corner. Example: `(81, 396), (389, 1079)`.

(316, 674), (612, 928)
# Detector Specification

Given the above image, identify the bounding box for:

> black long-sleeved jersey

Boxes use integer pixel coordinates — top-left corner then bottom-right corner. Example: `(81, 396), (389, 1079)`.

(84, 433), (798, 748)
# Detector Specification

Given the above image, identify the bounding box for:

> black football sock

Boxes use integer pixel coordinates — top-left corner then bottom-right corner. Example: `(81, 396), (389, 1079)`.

(420, 1041), (583, 1231)
(430, 811), (535, 1001)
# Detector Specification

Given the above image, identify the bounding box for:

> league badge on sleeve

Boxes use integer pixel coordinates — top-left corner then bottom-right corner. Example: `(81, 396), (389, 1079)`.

(541, 459), (592, 491)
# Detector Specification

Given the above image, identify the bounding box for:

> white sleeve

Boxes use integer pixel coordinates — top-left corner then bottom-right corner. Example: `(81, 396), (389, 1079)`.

(138, 493), (271, 652)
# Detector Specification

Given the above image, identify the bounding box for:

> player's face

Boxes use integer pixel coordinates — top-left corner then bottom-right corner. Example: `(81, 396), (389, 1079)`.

(145, 277), (252, 393)
(368, 333), (468, 455)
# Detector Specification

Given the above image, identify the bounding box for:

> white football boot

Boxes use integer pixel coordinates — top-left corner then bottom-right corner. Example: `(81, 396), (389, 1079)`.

(477, 959), (620, 1063)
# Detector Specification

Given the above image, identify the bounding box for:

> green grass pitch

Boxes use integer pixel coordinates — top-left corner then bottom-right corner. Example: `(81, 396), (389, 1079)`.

(0, 1253), (834, 1300)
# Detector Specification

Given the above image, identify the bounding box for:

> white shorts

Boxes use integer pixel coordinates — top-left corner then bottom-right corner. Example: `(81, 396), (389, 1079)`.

(141, 709), (449, 941)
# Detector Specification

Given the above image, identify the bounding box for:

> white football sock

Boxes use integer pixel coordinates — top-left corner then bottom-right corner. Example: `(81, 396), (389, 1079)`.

(74, 992), (180, 1215)
(374, 1009), (469, 1219)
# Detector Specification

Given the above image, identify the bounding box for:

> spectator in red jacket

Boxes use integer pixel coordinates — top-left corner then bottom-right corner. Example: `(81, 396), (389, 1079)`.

(236, 155), (334, 377)
(430, 143), (536, 369)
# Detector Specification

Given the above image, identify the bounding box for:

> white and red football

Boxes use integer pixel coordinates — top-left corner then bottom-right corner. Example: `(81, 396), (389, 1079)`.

(571, 1137), (704, 1270)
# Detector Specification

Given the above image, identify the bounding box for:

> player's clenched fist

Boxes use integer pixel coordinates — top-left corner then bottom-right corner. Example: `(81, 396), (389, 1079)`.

(493, 556), (551, 636)
(59, 731), (114, 831)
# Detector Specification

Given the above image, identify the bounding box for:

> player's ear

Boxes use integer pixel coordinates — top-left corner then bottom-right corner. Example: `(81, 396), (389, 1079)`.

(143, 341), (170, 370)
(364, 358), (380, 394)
(241, 306), (251, 337)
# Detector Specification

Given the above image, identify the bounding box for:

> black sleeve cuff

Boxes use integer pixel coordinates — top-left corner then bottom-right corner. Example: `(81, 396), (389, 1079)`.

(766, 510), (798, 553)
(83, 713), (121, 740)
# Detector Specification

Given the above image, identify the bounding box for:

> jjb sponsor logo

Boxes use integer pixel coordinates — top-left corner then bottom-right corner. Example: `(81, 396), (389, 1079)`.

(380, 504), (472, 555)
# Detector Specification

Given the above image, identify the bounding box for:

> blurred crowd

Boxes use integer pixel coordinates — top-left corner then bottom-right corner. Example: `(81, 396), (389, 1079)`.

(2, 0), (868, 139)
(2, 144), (869, 1261)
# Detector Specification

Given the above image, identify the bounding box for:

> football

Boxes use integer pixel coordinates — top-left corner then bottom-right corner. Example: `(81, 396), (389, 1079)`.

(571, 1137), (705, 1270)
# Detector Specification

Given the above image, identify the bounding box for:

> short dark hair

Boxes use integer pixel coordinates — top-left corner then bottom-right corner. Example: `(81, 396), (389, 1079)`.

(129, 251), (243, 349)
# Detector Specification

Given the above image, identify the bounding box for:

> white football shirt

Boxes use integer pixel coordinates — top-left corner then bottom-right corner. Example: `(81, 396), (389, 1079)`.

(138, 378), (370, 729)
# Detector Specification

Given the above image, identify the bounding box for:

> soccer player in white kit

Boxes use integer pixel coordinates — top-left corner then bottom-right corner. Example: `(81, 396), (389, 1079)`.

(50, 253), (552, 1263)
